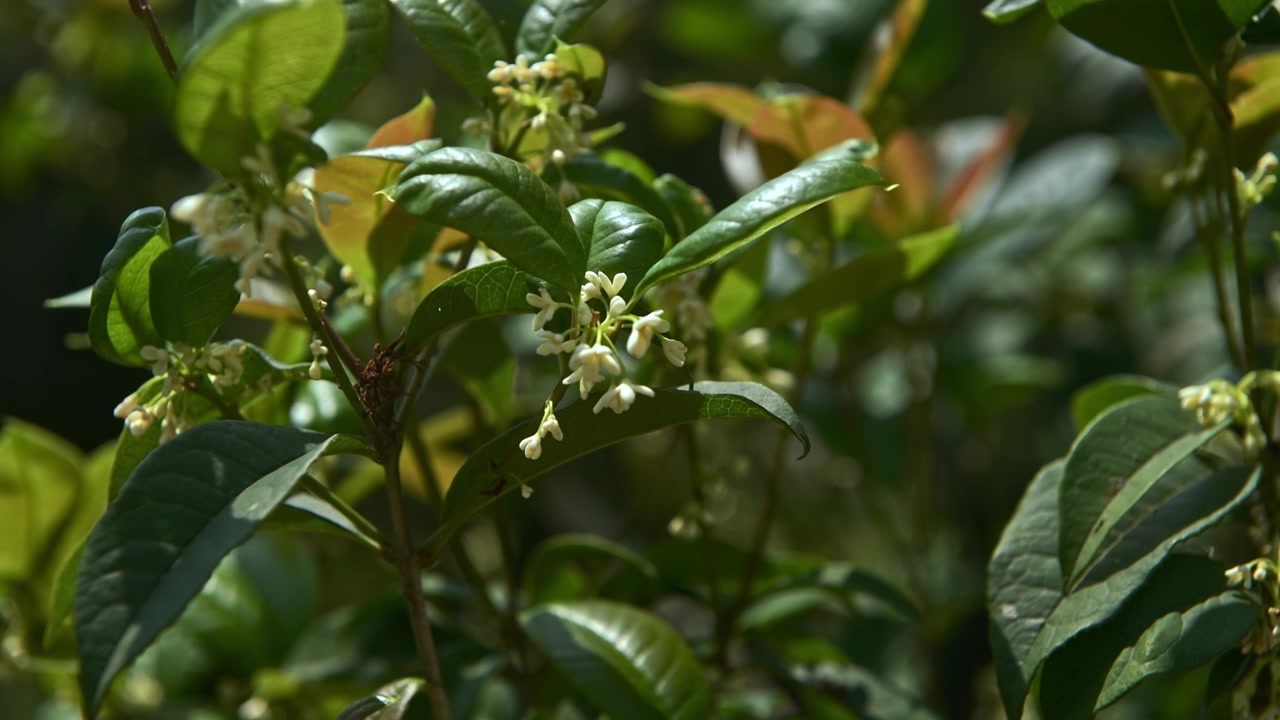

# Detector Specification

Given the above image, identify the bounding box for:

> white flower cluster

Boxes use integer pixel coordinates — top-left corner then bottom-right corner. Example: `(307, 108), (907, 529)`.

(1236, 151), (1279, 210)
(1226, 558), (1280, 654)
(114, 340), (249, 443)
(517, 270), (690, 464)
(654, 268), (711, 367)
(487, 54), (598, 171)
(1179, 371), (1280, 460)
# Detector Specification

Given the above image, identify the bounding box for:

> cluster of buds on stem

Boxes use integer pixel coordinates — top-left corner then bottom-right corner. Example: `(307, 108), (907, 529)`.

(1179, 370), (1280, 460)
(1226, 557), (1280, 655)
(113, 340), (249, 443)
(1236, 152), (1279, 210)
(486, 53), (598, 172)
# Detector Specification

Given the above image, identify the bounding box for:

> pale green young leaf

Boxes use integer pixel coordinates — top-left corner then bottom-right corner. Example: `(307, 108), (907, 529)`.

(74, 423), (354, 715)
(89, 208), (169, 367)
(395, 147), (585, 294)
(516, 0), (608, 57)
(174, 0), (346, 175)
(573, 199), (665, 297)
(389, 0), (507, 105)
(1059, 395), (1223, 586)
(404, 261), (543, 351)
(0, 419), (82, 584)
(982, 0), (1043, 24)
(635, 159), (884, 297)
(149, 237), (240, 347)
(522, 600), (712, 720)
(759, 224), (957, 325)
(307, 0), (390, 122)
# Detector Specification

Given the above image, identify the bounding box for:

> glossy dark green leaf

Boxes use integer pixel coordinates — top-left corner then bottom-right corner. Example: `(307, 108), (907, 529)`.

(654, 174), (712, 241)
(982, 0), (1043, 23)
(174, 0), (346, 175)
(988, 459), (1065, 720)
(636, 158), (883, 296)
(523, 534), (660, 605)
(572, 199), (665, 296)
(338, 678), (424, 720)
(562, 153), (680, 238)
(522, 600), (712, 720)
(1059, 395), (1225, 587)
(759, 224), (957, 325)
(1037, 555), (1248, 719)
(74, 422), (349, 715)
(404, 261), (543, 351)
(395, 147), (584, 294)
(424, 382), (808, 558)
(1045, 0), (1268, 72)
(89, 208), (169, 367)
(389, 0), (507, 104)
(308, 0), (390, 122)
(515, 0), (607, 57)
(148, 237), (240, 347)
(1070, 375), (1174, 432)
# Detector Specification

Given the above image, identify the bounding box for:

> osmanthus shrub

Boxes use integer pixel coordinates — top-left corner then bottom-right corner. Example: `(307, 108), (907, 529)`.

(984, 0), (1280, 718)
(12, 0), (974, 717)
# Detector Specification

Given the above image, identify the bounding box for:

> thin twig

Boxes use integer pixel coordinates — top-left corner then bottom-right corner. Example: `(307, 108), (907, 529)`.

(127, 0), (178, 83)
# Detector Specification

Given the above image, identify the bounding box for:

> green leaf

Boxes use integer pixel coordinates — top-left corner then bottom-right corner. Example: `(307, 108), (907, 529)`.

(757, 564), (920, 622)
(708, 238), (767, 331)
(174, 0), (347, 175)
(562, 153), (681, 239)
(89, 208), (169, 366)
(1059, 395), (1225, 587)
(44, 285), (93, 309)
(982, 0), (1043, 23)
(74, 422), (346, 715)
(1022, 466), (1259, 709)
(522, 600), (712, 720)
(1037, 555), (1249, 719)
(338, 679), (425, 720)
(404, 261), (544, 351)
(758, 224), (957, 325)
(552, 40), (607, 103)
(193, 0), (239, 40)
(44, 534), (87, 650)
(1096, 585), (1253, 711)
(423, 382), (807, 559)
(395, 147), (585, 294)
(988, 459), (1065, 720)
(636, 158), (884, 296)
(654, 174), (712, 241)
(1045, 0), (1269, 72)
(0, 419), (82, 583)
(523, 534), (660, 605)
(148, 237), (241, 347)
(389, 0), (507, 105)
(572, 199), (665, 296)
(515, 0), (608, 57)
(1070, 375), (1175, 432)
(307, 0), (390, 122)
(439, 319), (516, 429)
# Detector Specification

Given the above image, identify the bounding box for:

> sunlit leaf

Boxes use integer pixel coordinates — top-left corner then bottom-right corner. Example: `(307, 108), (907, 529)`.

(573, 199), (665, 296)
(149, 237), (240, 347)
(307, 0), (390, 122)
(89, 208), (169, 367)
(404, 261), (543, 351)
(561, 153), (680, 238)
(390, 0), (506, 105)
(516, 0), (608, 57)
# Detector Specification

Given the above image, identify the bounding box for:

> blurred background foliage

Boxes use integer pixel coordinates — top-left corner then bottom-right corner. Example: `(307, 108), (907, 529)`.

(1, 0), (1266, 717)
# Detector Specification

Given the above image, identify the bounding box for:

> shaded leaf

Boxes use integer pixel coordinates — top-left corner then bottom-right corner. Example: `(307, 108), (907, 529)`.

(74, 422), (350, 714)
(89, 208), (169, 366)
(395, 147), (584, 294)
(561, 152), (680, 238)
(390, 0), (506, 105)
(647, 82), (767, 126)
(522, 600), (712, 720)
(516, 0), (608, 58)
(439, 319), (515, 429)
(636, 159), (884, 296)
(759, 224), (957, 325)
(1070, 375), (1175, 432)
(307, 0), (390, 122)
(573, 199), (665, 295)
(523, 534), (660, 605)
(654, 174), (713, 240)
(404, 261), (543, 351)
(149, 237), (241, 347)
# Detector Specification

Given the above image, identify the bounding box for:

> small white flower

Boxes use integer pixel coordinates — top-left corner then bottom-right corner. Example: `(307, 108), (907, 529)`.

(535, 330), (577, 356)
(626, 310), (669, 358)
(527, 288), (559, 331)
(563, 344), (621, 398)
(576, 302), (593, 326)
(521, 482), (535, 499)
(519, 433), (543, 460)
(126, 409), (153, 437)
(593, 379), (654, 414)
(310, 338), (329, 357)
(661, 337), (688, 367)
(540, 413), (563, 441)
(584, 271), (627, 299)
(140, 345), (169, 377)
(114, 393), (138, 419)
(581, 280), (603, 303)
(608, 295), (627, 319)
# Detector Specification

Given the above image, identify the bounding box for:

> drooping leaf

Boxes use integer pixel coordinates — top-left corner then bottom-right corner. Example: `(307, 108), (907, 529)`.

(523, 534), (660, 605)
(1059, 395), (1225, 587)
(1044, 0), (1269, 72)
(423, 382), (808, 559)
(636, 159), (884, 296)
(646, 82), (768, 126)
(389, 0), (507, 105)
(149, 236), (241, 347)
(522, 600), (712, 720)
(654, 174), (713, 240)
(759, 224), (957, 325)
(572, 199), (665, 295)
(174, 0), (347, 175)
(307, 0), (391, 122)
(74, 422), (352, 715)
(982, 0), (1043, 24)
(516, 0), (608, 57)
(404, 261), (544, 351)
(988, 459), (1065, 720)
(1070, 375), (1175, 432)
(561, 153), (680, 238)
(395, 147), (585, 294)
(89, 208), (169, 366)
(43, 285), (93, 309)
